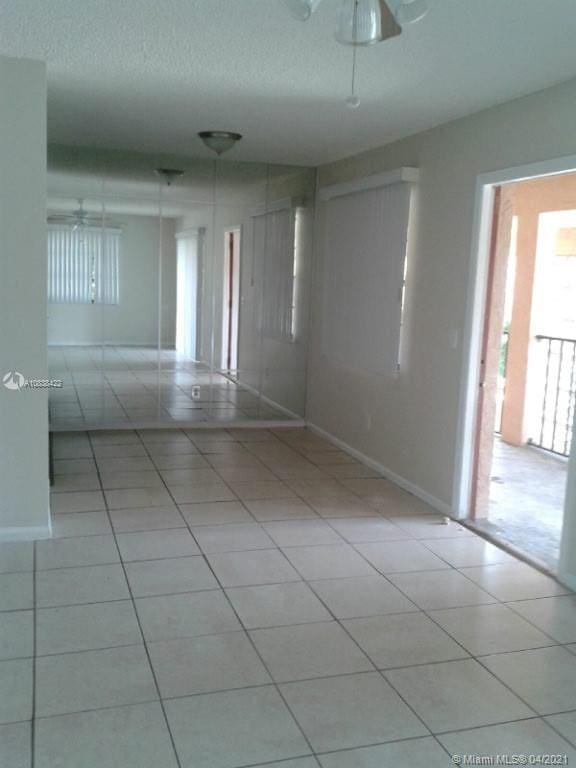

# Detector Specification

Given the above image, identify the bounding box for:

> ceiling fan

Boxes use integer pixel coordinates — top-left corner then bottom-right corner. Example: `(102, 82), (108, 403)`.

(282, 0), (429, 45)
(47, 199), (117, 230)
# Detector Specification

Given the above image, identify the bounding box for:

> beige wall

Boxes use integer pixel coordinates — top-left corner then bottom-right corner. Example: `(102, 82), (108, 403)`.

(307, 75), (576, 509)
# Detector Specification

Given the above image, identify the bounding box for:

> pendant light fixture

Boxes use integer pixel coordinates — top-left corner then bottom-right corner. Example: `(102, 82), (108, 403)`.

(336, 0), (400, 46)
(198, 131), (242, 156)
(154, 168), (184, 186)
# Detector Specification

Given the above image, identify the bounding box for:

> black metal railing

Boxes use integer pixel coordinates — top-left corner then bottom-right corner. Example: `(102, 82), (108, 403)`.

(530, 335), (576, 457)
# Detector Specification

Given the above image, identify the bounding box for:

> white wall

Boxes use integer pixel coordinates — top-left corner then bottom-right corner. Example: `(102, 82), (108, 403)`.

(47, 214), (177, 347)
(0, 56), (50, 540)
(308, 76), (576, 513)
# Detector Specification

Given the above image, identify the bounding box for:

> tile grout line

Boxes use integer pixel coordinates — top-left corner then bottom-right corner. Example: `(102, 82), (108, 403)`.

(143, 432), (322, 764)
(86, 430), (184, 768)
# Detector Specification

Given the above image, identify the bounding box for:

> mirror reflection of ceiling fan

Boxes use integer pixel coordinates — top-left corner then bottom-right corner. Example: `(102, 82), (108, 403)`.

(282, 0), (429, 45)
(47, 199), (119, 231)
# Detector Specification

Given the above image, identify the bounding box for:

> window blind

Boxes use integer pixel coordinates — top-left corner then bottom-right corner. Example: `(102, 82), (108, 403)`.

(252, 206), (296, 342)
(320, 179), (413, 375)
(47, 225), (120, 304)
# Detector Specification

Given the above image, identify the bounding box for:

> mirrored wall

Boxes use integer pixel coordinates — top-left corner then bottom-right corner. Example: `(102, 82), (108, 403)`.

(46, 147), (315, 430)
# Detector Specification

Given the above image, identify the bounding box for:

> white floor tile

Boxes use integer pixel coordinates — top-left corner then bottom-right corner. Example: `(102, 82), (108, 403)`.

(0, 573), (33, 612)
(165, 686), (310, 768)
(36, 564), (129, 607)
(344, 612), (469, 668)
(35, 645), (157, 717)
(124, 556), (218, 597)
(545, 711), (576, 746)
(110, 506), (185, 533)
(51, 511), (112, 538)
(0, 659), (33, 724)
(245, 498), (319, 522)
(36, 601), (141, 655)
(355, 540), (451, 574)
(105, 487), (173, 510)
(508, 595), (576, 643)
(116, 529), (199, 561)
(0, 611), (33, 661)
(460, 563), (568, 602)
(207, 549), (301, 587)
(263, 520), (345, 547)
(49, 491), (106, 514)
(136, 590), (240, 641)
(429, 603), (555, 655)
(0, 543), (34, 574)
(439, 718), (576, 762)
(0, 721), (31, 768)
(309, 575), (416, 619)
(192, 523), (274, 553)
(387, 570), (497, 610)
(169, 483), (236, 504)
(283, 544), (376, 580)
(281, 672), (427, 751)
(179, 500), (253, 526)
(36, 535), (119, 570)
(148, 632), (271, 697)
(385, 658), (532, 732)
(227, 582), (331, 629)
(482, 646), (576, 714)
(250, 621), (373, 682)
(34, 702), (179, 768)
(318, 737), (449, 768)
(421, 537), (516, 567)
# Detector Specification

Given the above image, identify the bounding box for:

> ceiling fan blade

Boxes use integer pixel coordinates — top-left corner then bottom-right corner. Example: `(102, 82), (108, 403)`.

(379, 0), (402, 40)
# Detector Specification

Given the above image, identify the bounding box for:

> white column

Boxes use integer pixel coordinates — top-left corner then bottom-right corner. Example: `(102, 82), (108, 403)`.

(0, 56), (50, 541)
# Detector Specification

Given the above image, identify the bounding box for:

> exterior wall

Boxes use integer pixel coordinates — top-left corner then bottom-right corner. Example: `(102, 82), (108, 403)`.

(500, 173), (576, 445)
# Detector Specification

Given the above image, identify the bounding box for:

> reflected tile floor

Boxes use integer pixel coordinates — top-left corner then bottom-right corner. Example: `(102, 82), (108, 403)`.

(48, 345), (298, 430)
(2, 427), (576, 768)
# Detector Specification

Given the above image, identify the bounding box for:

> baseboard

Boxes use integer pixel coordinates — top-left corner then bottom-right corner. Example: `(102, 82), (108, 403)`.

(0, 523), (52, 542)
(306, 422), (452, 516)
(231, 379), (304, 422)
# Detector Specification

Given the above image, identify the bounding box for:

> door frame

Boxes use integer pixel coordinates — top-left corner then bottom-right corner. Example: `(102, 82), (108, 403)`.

(221, 228), (241, 372)
(453, 153), (576, 521)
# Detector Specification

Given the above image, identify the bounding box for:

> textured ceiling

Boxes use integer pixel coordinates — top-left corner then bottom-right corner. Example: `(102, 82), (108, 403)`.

(2, 0), (576, 165)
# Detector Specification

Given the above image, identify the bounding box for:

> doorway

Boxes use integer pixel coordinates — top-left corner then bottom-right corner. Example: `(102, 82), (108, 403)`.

(221, 228), (240, 373)
(463, 170), (576, 571)
(176, 229), (201, 360)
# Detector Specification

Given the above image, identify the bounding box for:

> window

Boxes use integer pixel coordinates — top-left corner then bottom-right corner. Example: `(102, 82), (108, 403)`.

(252, 203), (297, 342)
(47, 225), (120, 304)
(319, 169), (417, 376)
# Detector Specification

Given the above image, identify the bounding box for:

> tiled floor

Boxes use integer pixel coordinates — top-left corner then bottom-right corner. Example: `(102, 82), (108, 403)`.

(2, 427), (576, 767)
(48, 345), (297, 430)
(475, 438), (568, 569)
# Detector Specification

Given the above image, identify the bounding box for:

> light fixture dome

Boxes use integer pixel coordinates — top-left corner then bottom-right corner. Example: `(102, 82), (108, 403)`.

(154, 168), (184, 186)
(282, 0), (324, 21)
(395, 0), (428, 25)
(336, 0), (400, 46)
(198, 131), (242, 156)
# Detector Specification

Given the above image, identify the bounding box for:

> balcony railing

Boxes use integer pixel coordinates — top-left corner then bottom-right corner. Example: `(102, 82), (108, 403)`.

(529, 335), (576, 457)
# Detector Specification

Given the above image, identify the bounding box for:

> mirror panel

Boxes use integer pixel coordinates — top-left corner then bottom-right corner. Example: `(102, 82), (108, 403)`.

(47, 149), (315, 431)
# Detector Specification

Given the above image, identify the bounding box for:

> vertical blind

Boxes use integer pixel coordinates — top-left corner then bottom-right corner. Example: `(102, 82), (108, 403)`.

(253, 206), (296, 342)
(320, 180), (413, 375)
(47, 225), (120, 304)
